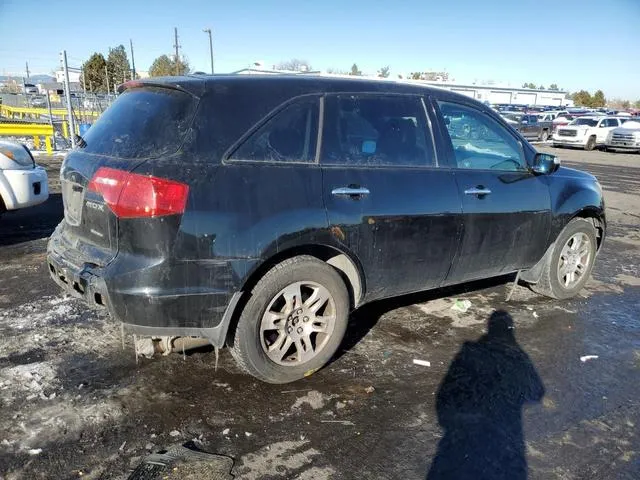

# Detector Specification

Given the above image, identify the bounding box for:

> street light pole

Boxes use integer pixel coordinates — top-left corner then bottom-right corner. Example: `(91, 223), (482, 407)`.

(203, 28), (214, 74)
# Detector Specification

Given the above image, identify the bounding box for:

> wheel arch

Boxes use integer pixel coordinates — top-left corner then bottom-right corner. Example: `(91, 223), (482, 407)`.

(521, 208), (604, 284)
(224, 244), (365, 346)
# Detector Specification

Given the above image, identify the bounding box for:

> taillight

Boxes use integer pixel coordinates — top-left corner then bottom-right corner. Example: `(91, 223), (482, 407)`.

(88, 167), (189, 218)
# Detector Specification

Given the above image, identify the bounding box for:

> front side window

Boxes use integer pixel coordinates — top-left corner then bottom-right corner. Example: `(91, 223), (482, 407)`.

(572, 118), (598, 127)
(438, 101), (526, 172)
(321, 95), (434, 167)
(230, 97), (319, 163)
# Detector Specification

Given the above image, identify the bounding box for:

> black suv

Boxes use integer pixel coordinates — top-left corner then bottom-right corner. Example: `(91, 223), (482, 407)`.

(48, 75), (605, 383)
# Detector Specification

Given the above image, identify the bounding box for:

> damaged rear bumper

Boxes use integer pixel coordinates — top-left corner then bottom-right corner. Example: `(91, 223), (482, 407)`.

(47, 241), (243, 348)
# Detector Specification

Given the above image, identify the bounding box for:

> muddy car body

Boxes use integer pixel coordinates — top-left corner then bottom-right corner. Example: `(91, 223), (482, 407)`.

(48, 75), (605, 383)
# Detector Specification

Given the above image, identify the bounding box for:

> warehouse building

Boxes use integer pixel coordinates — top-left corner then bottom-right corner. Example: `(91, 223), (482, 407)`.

(418, 82), (570, 106)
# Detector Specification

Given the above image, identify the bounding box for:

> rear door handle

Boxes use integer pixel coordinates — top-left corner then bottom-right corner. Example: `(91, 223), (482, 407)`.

(332, 187), (370, 198)
(464, 187), (492, 196)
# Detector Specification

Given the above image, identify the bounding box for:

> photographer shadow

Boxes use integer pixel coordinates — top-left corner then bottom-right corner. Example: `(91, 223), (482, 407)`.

(427, 310), (545, 480)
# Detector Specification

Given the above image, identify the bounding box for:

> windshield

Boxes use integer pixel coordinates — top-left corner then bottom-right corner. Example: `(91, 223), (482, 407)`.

(571, 118), (598, 127)
(81, 86), (196, 159)
(502, 113), (522, 122)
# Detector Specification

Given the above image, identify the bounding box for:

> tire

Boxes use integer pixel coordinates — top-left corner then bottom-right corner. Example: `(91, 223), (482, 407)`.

(230, 255), (350, 384)
(531, 218), (598, 300)
(585, 136), (596, 151)
(540, 130), (549, 142)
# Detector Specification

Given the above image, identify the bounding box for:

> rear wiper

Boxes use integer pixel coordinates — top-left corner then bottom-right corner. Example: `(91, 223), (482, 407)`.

(74, 134), (87, 148)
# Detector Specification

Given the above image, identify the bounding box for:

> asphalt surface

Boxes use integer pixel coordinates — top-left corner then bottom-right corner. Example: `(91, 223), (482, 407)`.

(0, 147), (639, 479)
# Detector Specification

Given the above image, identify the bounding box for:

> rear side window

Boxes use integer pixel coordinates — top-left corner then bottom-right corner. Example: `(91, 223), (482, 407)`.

(81, 87), (196, 159)
(321, 94), (434, 167)
(229, 97), (319, 163)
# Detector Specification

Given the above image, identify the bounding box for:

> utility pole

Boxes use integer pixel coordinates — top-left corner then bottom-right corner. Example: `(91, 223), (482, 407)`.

(104, 65), (110, 96)
(62, 50), (77, 148)
(25, 61), (30, 79)
(203, 28), (214, 74)
(130, 38), (136, 79)
(173, 27), (180, 75)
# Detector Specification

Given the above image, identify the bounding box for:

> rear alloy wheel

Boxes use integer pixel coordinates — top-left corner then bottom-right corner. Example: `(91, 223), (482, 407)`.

(585, 136), (596, 151)
(540, 130), (549, 142)
(230, 255), (349, 383)
(531, 218), (597, 299)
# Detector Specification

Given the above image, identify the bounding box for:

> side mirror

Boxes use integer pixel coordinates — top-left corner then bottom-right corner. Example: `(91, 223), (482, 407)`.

(531, 152), (560, 174)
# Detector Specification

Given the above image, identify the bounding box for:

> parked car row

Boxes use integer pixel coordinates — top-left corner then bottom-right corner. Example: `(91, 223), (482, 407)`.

(552, 116), (639, 152)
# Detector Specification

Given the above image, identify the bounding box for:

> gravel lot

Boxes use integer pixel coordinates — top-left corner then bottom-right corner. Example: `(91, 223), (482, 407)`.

(0, 146), (639, 479)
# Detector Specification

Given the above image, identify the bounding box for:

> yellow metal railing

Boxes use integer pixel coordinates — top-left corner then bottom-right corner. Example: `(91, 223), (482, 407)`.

(0, 104), (100, 121)
(0, 123), (55, 154)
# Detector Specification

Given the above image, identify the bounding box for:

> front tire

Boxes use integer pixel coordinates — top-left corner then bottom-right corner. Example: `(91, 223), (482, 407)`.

(585, 136), (596, 151)
(531, 218), (598, 299)
(540, 130), (549, 142)
(230, 255), (350, 384)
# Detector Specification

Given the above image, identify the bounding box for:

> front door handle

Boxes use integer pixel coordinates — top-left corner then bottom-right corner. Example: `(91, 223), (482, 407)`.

(332, 186), (370, 198)
(464, 187), (492, 196)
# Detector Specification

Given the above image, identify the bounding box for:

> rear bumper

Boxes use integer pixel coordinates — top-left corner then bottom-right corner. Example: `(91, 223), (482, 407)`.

(47, 230), (246, 347)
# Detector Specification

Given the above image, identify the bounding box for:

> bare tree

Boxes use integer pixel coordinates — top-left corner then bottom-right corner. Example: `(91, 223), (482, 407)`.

(276, 59), (312, 72)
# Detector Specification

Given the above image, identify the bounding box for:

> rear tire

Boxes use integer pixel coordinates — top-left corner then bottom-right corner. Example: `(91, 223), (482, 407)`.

(585, 136), (596, 151)
(531, 218), (597, 299)
(230, 255), (349, 384)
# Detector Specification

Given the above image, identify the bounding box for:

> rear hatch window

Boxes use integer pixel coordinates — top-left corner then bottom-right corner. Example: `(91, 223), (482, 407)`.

(81, 86), (197, 159)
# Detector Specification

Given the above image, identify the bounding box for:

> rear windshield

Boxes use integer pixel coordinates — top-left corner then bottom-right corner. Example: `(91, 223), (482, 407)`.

(80, 86), (196, 159)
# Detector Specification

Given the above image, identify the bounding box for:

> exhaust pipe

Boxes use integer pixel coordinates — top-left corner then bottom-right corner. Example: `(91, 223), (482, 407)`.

(133, 336), (211, 358)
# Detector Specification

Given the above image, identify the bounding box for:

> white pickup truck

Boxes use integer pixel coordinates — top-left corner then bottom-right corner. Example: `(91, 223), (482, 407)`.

(604, 120), (640, 153)
(552, 116), (626, 150)
(0, 141), (49, 215)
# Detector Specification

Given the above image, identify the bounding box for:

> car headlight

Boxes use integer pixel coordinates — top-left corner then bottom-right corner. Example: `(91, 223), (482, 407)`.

(0, 141), (35, 168)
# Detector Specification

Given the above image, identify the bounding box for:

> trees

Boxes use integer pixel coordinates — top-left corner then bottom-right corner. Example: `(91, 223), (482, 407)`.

(107, 45), (131, 87)
(82, 53), (108, 92)
(621, 100), (631, 109)
(522, 82), (537, 89)
(276, 59), (312, 72)
(149, 55), (190, 77)
(378, 66), (390, 78)
(634, 100), (640, 109)
(572, 90), (592, 107)
(592, 90), (606, 108)
(549, 83), (559, 90)
(350, 63), (362, 76)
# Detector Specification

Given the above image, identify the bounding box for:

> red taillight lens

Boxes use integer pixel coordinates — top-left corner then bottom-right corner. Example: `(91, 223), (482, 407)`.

(88, 167), (189, 218)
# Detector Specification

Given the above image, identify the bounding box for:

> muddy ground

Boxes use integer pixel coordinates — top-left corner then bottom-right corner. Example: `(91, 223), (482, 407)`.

(0, 146), (639, 479)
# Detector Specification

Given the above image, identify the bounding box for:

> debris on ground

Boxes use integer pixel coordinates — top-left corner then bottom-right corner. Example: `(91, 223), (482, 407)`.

(533, 311), (539, 318)
(451, 299), (472, 313)
(413, 359), (431, 367)
(169, 430), (181, 437)
(580, 355), (599, 362)
(127, 443), (234, 480)
(320, 420), (355, 426)
(222, 428), (230, 435)
(27, 448), (42, 455)
(365, 386), (375, 394)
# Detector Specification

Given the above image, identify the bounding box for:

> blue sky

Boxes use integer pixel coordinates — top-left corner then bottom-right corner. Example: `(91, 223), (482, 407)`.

(1, 0), (639, 99)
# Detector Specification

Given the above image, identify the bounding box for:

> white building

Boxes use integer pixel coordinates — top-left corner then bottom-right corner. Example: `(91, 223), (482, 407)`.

(418, 82), (570, 107)
(55, 70), (81, 83)
(231, 68), (570, 107)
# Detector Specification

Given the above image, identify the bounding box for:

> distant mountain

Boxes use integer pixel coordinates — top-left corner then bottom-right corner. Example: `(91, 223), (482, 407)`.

(0, 74), (55, 83)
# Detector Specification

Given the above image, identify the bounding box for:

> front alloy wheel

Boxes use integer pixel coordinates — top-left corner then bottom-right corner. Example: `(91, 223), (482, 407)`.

(557, 233), (592, 289)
